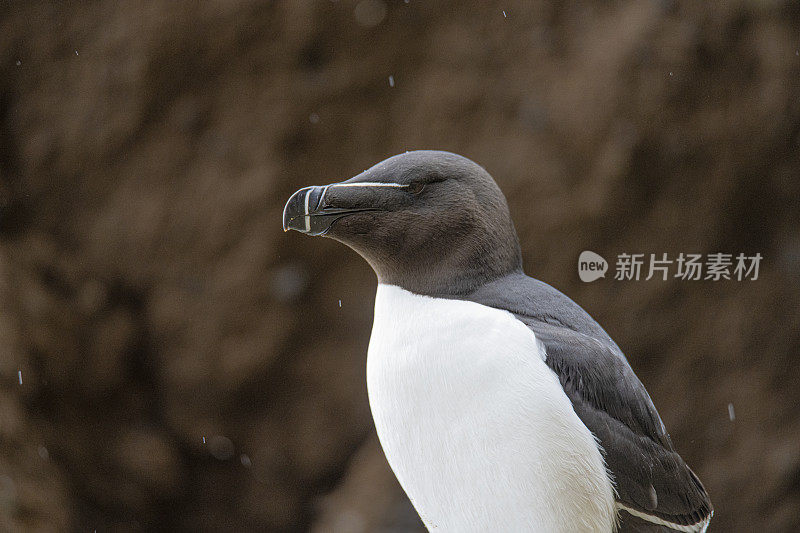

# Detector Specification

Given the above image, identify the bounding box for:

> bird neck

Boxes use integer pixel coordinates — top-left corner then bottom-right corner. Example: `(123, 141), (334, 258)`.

(373, 247), (523, 297)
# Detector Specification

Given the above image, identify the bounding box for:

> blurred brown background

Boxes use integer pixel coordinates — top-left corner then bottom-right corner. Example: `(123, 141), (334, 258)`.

(1, 0), (799, 531)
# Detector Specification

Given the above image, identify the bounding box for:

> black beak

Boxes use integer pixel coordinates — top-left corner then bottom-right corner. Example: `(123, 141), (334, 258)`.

(282, 185), (378, 236)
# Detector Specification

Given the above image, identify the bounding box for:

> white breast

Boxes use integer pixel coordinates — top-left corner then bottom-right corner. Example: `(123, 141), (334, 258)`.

(367, 284), (617, 532)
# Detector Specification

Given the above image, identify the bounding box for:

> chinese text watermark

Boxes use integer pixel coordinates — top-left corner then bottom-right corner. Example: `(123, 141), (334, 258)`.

(579, 251), (762, 282)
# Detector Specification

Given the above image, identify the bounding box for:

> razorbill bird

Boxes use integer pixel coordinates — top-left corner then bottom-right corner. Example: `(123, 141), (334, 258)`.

(283, 151), (712, 532)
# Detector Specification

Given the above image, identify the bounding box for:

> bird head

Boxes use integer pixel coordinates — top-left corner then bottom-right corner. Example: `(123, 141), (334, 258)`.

(283, 150), (522, 295)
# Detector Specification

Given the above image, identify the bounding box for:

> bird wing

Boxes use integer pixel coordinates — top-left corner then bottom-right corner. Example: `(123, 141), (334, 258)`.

(516, 316), (713, 533)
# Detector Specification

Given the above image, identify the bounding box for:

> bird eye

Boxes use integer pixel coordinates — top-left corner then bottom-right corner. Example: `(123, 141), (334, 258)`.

(408, 182), (425, 195)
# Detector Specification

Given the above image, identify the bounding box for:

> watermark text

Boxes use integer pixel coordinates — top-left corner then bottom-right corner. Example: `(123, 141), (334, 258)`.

(579, 251), (762, 282)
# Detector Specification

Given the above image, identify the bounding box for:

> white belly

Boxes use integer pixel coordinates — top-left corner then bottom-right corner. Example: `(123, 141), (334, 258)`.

(367, 284), (617, 533)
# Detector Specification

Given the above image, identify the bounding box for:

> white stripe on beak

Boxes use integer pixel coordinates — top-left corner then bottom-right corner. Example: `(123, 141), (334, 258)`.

(318, 184), (331, 208)
(303, 187), (312, 232)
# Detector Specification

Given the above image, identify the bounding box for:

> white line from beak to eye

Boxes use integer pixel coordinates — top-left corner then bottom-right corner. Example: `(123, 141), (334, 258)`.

(303, 187), (311, 232)
(329, 182), (408, 188)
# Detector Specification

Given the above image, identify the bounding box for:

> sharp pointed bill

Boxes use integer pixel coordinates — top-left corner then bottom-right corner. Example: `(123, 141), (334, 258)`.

(283, 150), (713, 532)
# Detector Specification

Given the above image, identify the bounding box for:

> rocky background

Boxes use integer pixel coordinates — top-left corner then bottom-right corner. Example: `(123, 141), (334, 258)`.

(1, 0), (799, 531)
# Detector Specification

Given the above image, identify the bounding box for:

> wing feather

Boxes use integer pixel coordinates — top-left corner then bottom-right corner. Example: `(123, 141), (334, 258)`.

(520, 318), (713, 532)
(464, 273), (712, 532)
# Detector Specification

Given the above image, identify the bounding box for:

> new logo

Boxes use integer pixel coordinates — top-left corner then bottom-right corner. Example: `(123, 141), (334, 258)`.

(578, 251), (608, 282)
